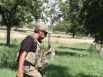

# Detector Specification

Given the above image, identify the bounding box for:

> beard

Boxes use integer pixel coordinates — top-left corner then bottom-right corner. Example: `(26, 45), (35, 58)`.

(38, 38), (43, 43)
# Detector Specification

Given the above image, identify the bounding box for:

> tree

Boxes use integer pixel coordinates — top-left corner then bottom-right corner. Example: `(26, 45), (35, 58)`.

(0, 0), (42, 45)
(79, 0), (103, 53)
(41, 0), (62, 29)
(53, 20), (70, 32)
(39, 0), (63, 49)
(54, 0), (81, 38)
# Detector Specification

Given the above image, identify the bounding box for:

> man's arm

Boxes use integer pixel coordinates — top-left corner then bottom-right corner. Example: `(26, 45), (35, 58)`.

(17, 51), (27, 77)
(17, 36), (34, 77)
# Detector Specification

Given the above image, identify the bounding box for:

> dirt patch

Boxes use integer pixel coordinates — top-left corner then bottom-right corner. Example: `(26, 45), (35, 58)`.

(0, 30), (94, 44)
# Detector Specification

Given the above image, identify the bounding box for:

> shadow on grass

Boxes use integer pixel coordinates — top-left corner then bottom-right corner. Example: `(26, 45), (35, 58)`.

(59, 46), (87, 51)
(42, 64), (72, 77)
(0, 63), (18, 71)
(42, 64), (98, 77)
(56, 50), (87, 57)
(56, 50), (77, 56)
(57, 46), (88, 57)
(0, 43), (7, 46)
(76, 73), (99, 77)
(0, 43), (19, 48)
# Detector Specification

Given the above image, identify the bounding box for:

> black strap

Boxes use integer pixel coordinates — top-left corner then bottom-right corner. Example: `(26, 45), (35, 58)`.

(24, 73), (33, 77)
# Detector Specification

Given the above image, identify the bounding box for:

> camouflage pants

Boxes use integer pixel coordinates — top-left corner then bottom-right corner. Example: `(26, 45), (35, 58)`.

(23, 65), (42, 77)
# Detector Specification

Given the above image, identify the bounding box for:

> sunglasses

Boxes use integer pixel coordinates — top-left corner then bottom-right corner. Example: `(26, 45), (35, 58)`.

(41, 30), (48, 36)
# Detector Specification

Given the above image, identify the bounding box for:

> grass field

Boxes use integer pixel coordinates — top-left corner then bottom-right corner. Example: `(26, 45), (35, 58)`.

(0, 39), (103, 77)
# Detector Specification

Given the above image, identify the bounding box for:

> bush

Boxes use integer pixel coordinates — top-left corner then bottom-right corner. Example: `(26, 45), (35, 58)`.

(0, 44), (19, 69)
(87, 43), (98, 52)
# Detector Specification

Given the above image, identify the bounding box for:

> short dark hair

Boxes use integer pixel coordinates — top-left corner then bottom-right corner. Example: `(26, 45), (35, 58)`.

(34, 28), (40, 33)
(34, 28), (48, 37)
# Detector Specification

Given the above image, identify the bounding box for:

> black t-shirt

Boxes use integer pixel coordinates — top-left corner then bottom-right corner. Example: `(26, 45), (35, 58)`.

(19, 35), (38, 65)
(19, 35), (37, 53)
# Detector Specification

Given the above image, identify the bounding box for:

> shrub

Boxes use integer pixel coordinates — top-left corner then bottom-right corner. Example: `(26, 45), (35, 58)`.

(0, 44), (19, 69)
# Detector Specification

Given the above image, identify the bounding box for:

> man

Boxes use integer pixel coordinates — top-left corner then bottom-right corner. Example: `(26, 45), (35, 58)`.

(16, 22), (52, 77)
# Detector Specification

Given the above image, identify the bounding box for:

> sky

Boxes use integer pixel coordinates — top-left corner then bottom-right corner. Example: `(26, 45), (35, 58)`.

(38, 0), (66, 26)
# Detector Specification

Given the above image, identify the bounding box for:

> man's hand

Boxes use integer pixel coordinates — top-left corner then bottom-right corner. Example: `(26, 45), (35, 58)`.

(43, 48), (54, 56)
(48, 48), (54, 54)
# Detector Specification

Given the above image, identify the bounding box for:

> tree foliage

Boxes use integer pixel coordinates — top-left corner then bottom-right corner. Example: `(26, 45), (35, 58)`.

(41, 0), (62, 29)
(54, 0), (82, 38)
(0, 0), (43, 45)
(53, 20), (70, 32)
(79, 0), (103, 44)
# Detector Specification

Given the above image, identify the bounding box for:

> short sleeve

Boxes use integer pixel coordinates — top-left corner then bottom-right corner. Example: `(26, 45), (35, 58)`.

(20, 36), (34, 53)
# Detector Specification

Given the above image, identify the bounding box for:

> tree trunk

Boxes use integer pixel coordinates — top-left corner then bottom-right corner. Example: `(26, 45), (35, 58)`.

(72, 31), (75, 38)
(48, 33), (51, 49)
(7, 26), (11, 45)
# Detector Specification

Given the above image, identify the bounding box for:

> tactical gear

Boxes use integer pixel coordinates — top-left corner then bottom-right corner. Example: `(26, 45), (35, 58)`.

(25, 35), (48, 70)
(16, 34), (48, 77)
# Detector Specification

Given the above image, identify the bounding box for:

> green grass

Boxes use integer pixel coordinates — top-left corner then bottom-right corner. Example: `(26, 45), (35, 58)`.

(0, 69), (16, 77)
(0, 39), (103, 77)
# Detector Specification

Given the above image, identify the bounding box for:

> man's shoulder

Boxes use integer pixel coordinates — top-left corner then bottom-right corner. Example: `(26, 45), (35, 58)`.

(26, 35), (33, 40)
(22, 35), (34, 43)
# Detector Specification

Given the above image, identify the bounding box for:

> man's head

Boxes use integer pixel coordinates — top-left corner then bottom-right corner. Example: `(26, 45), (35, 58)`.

(34, 22), (48, 40)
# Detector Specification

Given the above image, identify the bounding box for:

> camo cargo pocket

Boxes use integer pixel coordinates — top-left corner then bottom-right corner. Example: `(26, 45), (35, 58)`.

(25, 52), (36, 65)
(23, 65), (42, 77)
